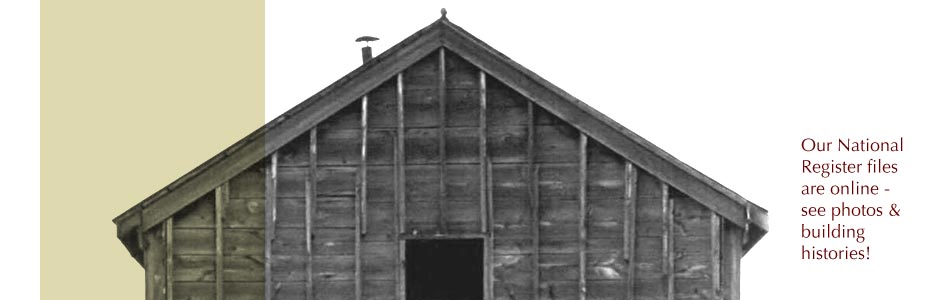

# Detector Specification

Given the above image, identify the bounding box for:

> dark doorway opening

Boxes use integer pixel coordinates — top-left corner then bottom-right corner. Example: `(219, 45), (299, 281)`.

(406, 239), (483, 300)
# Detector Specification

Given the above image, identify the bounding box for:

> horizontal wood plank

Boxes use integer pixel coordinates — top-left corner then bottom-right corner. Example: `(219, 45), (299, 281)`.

(173, 193), (215, 228)
(223, 255), (264, 282)
(173, 254), (215, 282)
(223, 197), (264, 228)
(223, 229), (264, 255)
(173, 282), (214, 300)
(224, 282), (264, 300)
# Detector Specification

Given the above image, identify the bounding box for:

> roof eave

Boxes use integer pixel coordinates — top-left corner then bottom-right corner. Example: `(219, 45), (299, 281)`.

(113, 206), (144, 265)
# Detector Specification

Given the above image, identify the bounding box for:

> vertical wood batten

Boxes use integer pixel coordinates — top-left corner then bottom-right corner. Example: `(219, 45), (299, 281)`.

(355, 97), (366, 300)
(711, 212), (722, 299)
(215, 183), (228, 300)
(355, 101), (364, 300)
(528, 101), (539, 298)
(264, 153), (277, 300)
(437, 47), (447, 233)
(396, 73), (406, 234)
(306, 128), (318, 300)
(478, 70), (487, 233)
(624, 162), (637, 300)
(485, 161), (495, 300)
(721, 223), (743, 300)
(395, 72), (406, 300)
(136, 212), (156, 300)
(398, 240), (406, 300)
(165, 218), (174, 300)
(145, 224), (167, 300)
(662, 182), (674, 300)
(361, 97), (369, 235)
(578, 133), (587, 300)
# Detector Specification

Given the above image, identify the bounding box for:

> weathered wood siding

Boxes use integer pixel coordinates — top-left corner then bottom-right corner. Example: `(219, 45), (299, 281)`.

(142, 47), (744, 300)
(144, 162), (266, 300)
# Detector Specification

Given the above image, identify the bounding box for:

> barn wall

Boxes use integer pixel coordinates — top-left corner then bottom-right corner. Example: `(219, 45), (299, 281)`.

(143, 47), (744, 300)
(143, 162), (267, 300)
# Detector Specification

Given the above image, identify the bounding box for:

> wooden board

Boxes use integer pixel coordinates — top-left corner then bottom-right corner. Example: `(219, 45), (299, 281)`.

(173, 254), (216, 282)
(173, 282), (215, 300)
(367, 79), (399, 129)
(270, 255), (310, 282)
(278, 134), (311, 167)
(223, 282), (264, 300)
(223, 197), (264, 228)
(228, 163), (265, 199)
(173, 193), (215, 228)
(485, 76), (528, 127)
(402, 54), (440, 127)
(274, 196), (307, 229)
(222, 255), (264, 282)
(366, 130), (395, 165)
(144, 225), (167, 300)
(222, 229), (264, 255)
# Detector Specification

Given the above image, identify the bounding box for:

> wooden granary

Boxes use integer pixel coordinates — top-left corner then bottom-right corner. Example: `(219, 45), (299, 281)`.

(114, 14), (769, 300)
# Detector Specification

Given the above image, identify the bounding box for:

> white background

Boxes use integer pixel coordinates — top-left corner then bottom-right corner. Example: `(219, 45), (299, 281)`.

(267, 1), (939, 299)
(2, 0), (39, 298)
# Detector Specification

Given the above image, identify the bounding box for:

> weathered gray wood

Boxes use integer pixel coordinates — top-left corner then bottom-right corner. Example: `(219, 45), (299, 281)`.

(224, 197), (264, 229)
(484, 78), (529, 128)
(395, 73), (405, 300)
(578, 133), (587, 300)
(366, 79), (398, 129)
(224, 282), (264, 300)
(174, 282), (216, 299)
(317, 128), (361, 167)
(663, 183), (674, 300)
(361, 241), (397, 280)
(536, 163), (579, 201)
(222, 229), (265, 255)
(361, 97), (369, 235)
(711, 212), (721, 298)
(493, 253), (533, 297)
(721, 222), (742, 300)
(355, 98), (365, 300)
(479, 70), (488, 233)
(173, 255), (216, 282)
(145, 224), (167, 300)
(437, 47), (447, 233)
(403, 54), (442, 127)
(275, 282), (309, 300)
(366, 130), (395, 165)
(265, 153), (277, 300)
(624, 162), (637, 300)
(440, 23), (750, 228)
(396, 73), (406, 235)
(486, 161), (494, 300)
(279, 134), (311, 167)
(355, 167), (362, 299)
(223, 255), (264, 282)
(315, 166), (357, 197)
(307, 128), (317, 300)
(229, 165), (265, 198)
(165, 218), (174, 300)
(215, 183), (227, 300)
(174, 193), (214, 228)
(397, 240), (405, 300)
(527, 100), (540, 299)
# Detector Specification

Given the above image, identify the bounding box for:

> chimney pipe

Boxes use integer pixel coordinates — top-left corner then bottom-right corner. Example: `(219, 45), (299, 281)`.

(361, 46), (372, 64)
(355, 36), (379, 64)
